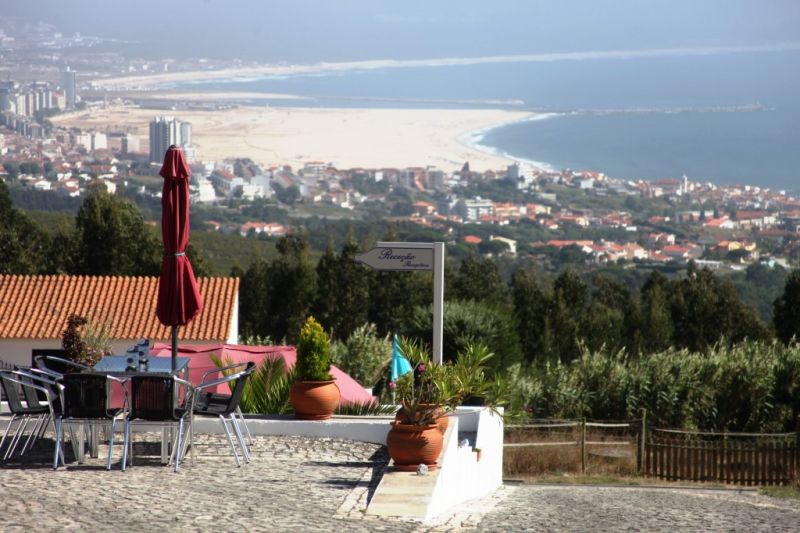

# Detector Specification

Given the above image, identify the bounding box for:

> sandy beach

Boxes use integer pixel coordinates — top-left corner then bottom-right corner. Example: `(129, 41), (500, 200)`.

(51, 104), (532, 171)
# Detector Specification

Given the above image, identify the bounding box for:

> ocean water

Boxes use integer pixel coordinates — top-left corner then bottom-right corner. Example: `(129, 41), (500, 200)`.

(182, 48), (800, 190)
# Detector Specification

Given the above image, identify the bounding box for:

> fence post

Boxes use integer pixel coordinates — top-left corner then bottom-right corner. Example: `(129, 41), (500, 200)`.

(581, 418), (586, 474)
(638, 409), (647, 474)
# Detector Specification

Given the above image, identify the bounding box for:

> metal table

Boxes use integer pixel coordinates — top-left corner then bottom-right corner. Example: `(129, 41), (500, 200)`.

(93, 356), (190, 375)
(89, 356), (192, 464)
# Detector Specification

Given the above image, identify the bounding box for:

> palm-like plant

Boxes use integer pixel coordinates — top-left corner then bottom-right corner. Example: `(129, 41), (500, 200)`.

(211, 354), (294, 415)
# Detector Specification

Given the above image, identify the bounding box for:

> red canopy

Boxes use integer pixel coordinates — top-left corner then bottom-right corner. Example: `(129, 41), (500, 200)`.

(156, 146), (203, 327)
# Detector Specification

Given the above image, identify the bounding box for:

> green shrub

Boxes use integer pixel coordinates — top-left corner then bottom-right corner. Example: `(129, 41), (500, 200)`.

(295, 316), (332, 381)
(509, 340), (800, 432)
(329, 322), (391, 387)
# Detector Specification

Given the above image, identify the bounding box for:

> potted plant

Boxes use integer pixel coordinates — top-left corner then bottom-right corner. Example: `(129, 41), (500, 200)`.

(61, 314), (112, 369)
(386, 338), (457, 471)
(289, 316), (340, 420)
(386, 339), (507, 471)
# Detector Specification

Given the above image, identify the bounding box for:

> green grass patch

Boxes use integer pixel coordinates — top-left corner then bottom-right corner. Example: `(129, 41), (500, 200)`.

(513, 474), (730, 489)
(760, 486), (800, 500)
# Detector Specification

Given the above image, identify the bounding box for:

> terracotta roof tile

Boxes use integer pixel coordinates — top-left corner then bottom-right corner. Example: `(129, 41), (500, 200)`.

(0, 275), (239, 341)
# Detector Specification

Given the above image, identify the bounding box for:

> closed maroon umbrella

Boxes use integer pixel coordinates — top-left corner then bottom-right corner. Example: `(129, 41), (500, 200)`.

(157, 145), (203, 371)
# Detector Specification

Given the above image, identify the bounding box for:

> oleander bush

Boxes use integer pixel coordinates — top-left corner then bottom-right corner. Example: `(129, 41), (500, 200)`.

(329, 322), (391, 388)
(509, 340), (800, 432)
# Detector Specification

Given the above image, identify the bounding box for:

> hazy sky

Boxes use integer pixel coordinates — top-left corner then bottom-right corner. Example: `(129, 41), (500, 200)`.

(4, 0), (800, 62)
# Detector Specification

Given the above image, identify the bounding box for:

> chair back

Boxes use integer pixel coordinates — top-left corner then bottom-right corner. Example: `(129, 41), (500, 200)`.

(62, 373), (110, 419)
(130, 376), (176, 421)
(13, 368), (44, 408)
(0, 371), (27, 413)
(224, 362), (256, 416)
(32, 350), (68, 373)
(34, 354), (90, 377)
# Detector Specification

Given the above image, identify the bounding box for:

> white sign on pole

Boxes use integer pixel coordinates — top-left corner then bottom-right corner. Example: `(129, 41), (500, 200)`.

(355, 246), (433, 271)
(355, 241), (445, 364)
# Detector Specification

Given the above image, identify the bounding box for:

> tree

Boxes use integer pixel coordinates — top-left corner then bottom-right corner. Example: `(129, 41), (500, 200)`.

(71, 190), (160, 276)
(266, 235), (316, 343)
(238, 256), (271, 339)
(404, 300), (521, 373)
(0, 180), (50, 274)
(450, 254), (507, 306)
(313, 244), (339, 334)
(477, 239), (509, 256)
(773, 270), (800, 344)
(668, 263), (768, 352)
(511, 269), (550, 363)
(548, 269), (587, 361)
(3, 161), (20, 180)
(19, 162), (42, 176)
(641, 276), (673, 353)
(313, 239), (371, 340)
(276, 185), (300, 206)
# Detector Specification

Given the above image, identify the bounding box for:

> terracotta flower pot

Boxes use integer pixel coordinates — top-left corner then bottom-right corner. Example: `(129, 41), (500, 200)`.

(290, 379), (340, 420)
(386, 422), (443, 471)
(394, 404), (449, 434)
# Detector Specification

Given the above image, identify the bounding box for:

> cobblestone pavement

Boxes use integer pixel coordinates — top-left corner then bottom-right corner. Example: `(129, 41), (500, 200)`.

(476, 484), (800, 532)
(0, 432), (491, 532)
(2, 432), (799, 532)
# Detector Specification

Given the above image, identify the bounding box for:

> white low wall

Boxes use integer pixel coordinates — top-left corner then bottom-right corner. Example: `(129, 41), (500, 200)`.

(194, 414), (395, 444)
(425, 406), (504, 519)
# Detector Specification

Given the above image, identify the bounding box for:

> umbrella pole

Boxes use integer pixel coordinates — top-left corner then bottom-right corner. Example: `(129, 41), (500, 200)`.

(171, 326), (178, 372)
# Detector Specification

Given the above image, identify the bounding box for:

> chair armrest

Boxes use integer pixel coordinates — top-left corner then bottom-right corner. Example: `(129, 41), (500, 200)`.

(193, 370), (248, 392)
(44, 356), (92, 371)
(28, 367), (63, 380)
(2, 374), (61, 404)
(200, 362), (248, 384)
(173, 376), (193, 389)
(13, 369), (61, 388)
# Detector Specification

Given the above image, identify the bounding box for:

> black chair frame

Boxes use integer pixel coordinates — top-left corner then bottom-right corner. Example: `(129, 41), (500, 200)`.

(189, 363), (255, 467)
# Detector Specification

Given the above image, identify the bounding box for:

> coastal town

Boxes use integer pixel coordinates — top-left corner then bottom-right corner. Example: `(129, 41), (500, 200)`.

(2, 17), (800, 273)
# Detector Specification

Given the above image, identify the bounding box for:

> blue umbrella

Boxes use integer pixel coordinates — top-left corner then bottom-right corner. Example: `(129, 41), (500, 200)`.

(390, 335), (412, 381)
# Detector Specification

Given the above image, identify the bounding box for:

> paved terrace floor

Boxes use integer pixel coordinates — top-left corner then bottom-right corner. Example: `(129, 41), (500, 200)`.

(1, 433), (798, 532)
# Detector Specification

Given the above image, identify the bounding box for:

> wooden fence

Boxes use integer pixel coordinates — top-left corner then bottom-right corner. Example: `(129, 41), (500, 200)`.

(644, 429), (799, 486)
(505, 419), (641, 473)
(504, 416), (799, 485)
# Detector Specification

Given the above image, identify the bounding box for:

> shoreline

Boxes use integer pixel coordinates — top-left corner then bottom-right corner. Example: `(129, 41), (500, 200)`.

(459, 113), (562, 173)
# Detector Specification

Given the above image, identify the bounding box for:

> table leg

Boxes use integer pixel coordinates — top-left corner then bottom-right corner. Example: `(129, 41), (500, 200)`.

(161, 424), (171, 464)
(90, 425), (99, 458)
(76, 424), (85, 464)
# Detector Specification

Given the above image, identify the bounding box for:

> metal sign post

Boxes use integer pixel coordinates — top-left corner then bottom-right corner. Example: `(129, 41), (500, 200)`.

(356, 241), (445, 364)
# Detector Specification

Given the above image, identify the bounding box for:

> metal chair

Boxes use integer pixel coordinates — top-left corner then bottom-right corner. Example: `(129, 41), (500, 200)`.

(11, 368), (62, 456)
(190, 362), (256, 467)
(196, 362), (256, 445)
(33, 355), (92, 378)
(123, 375), (193, 473)
(0, 371), (64, 465)
(54, 373), (128, 470)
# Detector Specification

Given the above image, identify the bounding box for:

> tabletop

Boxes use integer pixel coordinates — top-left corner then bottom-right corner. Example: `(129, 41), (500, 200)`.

(93, 355), (190, 375)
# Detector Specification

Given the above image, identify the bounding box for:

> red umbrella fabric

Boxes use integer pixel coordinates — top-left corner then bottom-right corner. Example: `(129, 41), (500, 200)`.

(156, 146), (203, 366)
